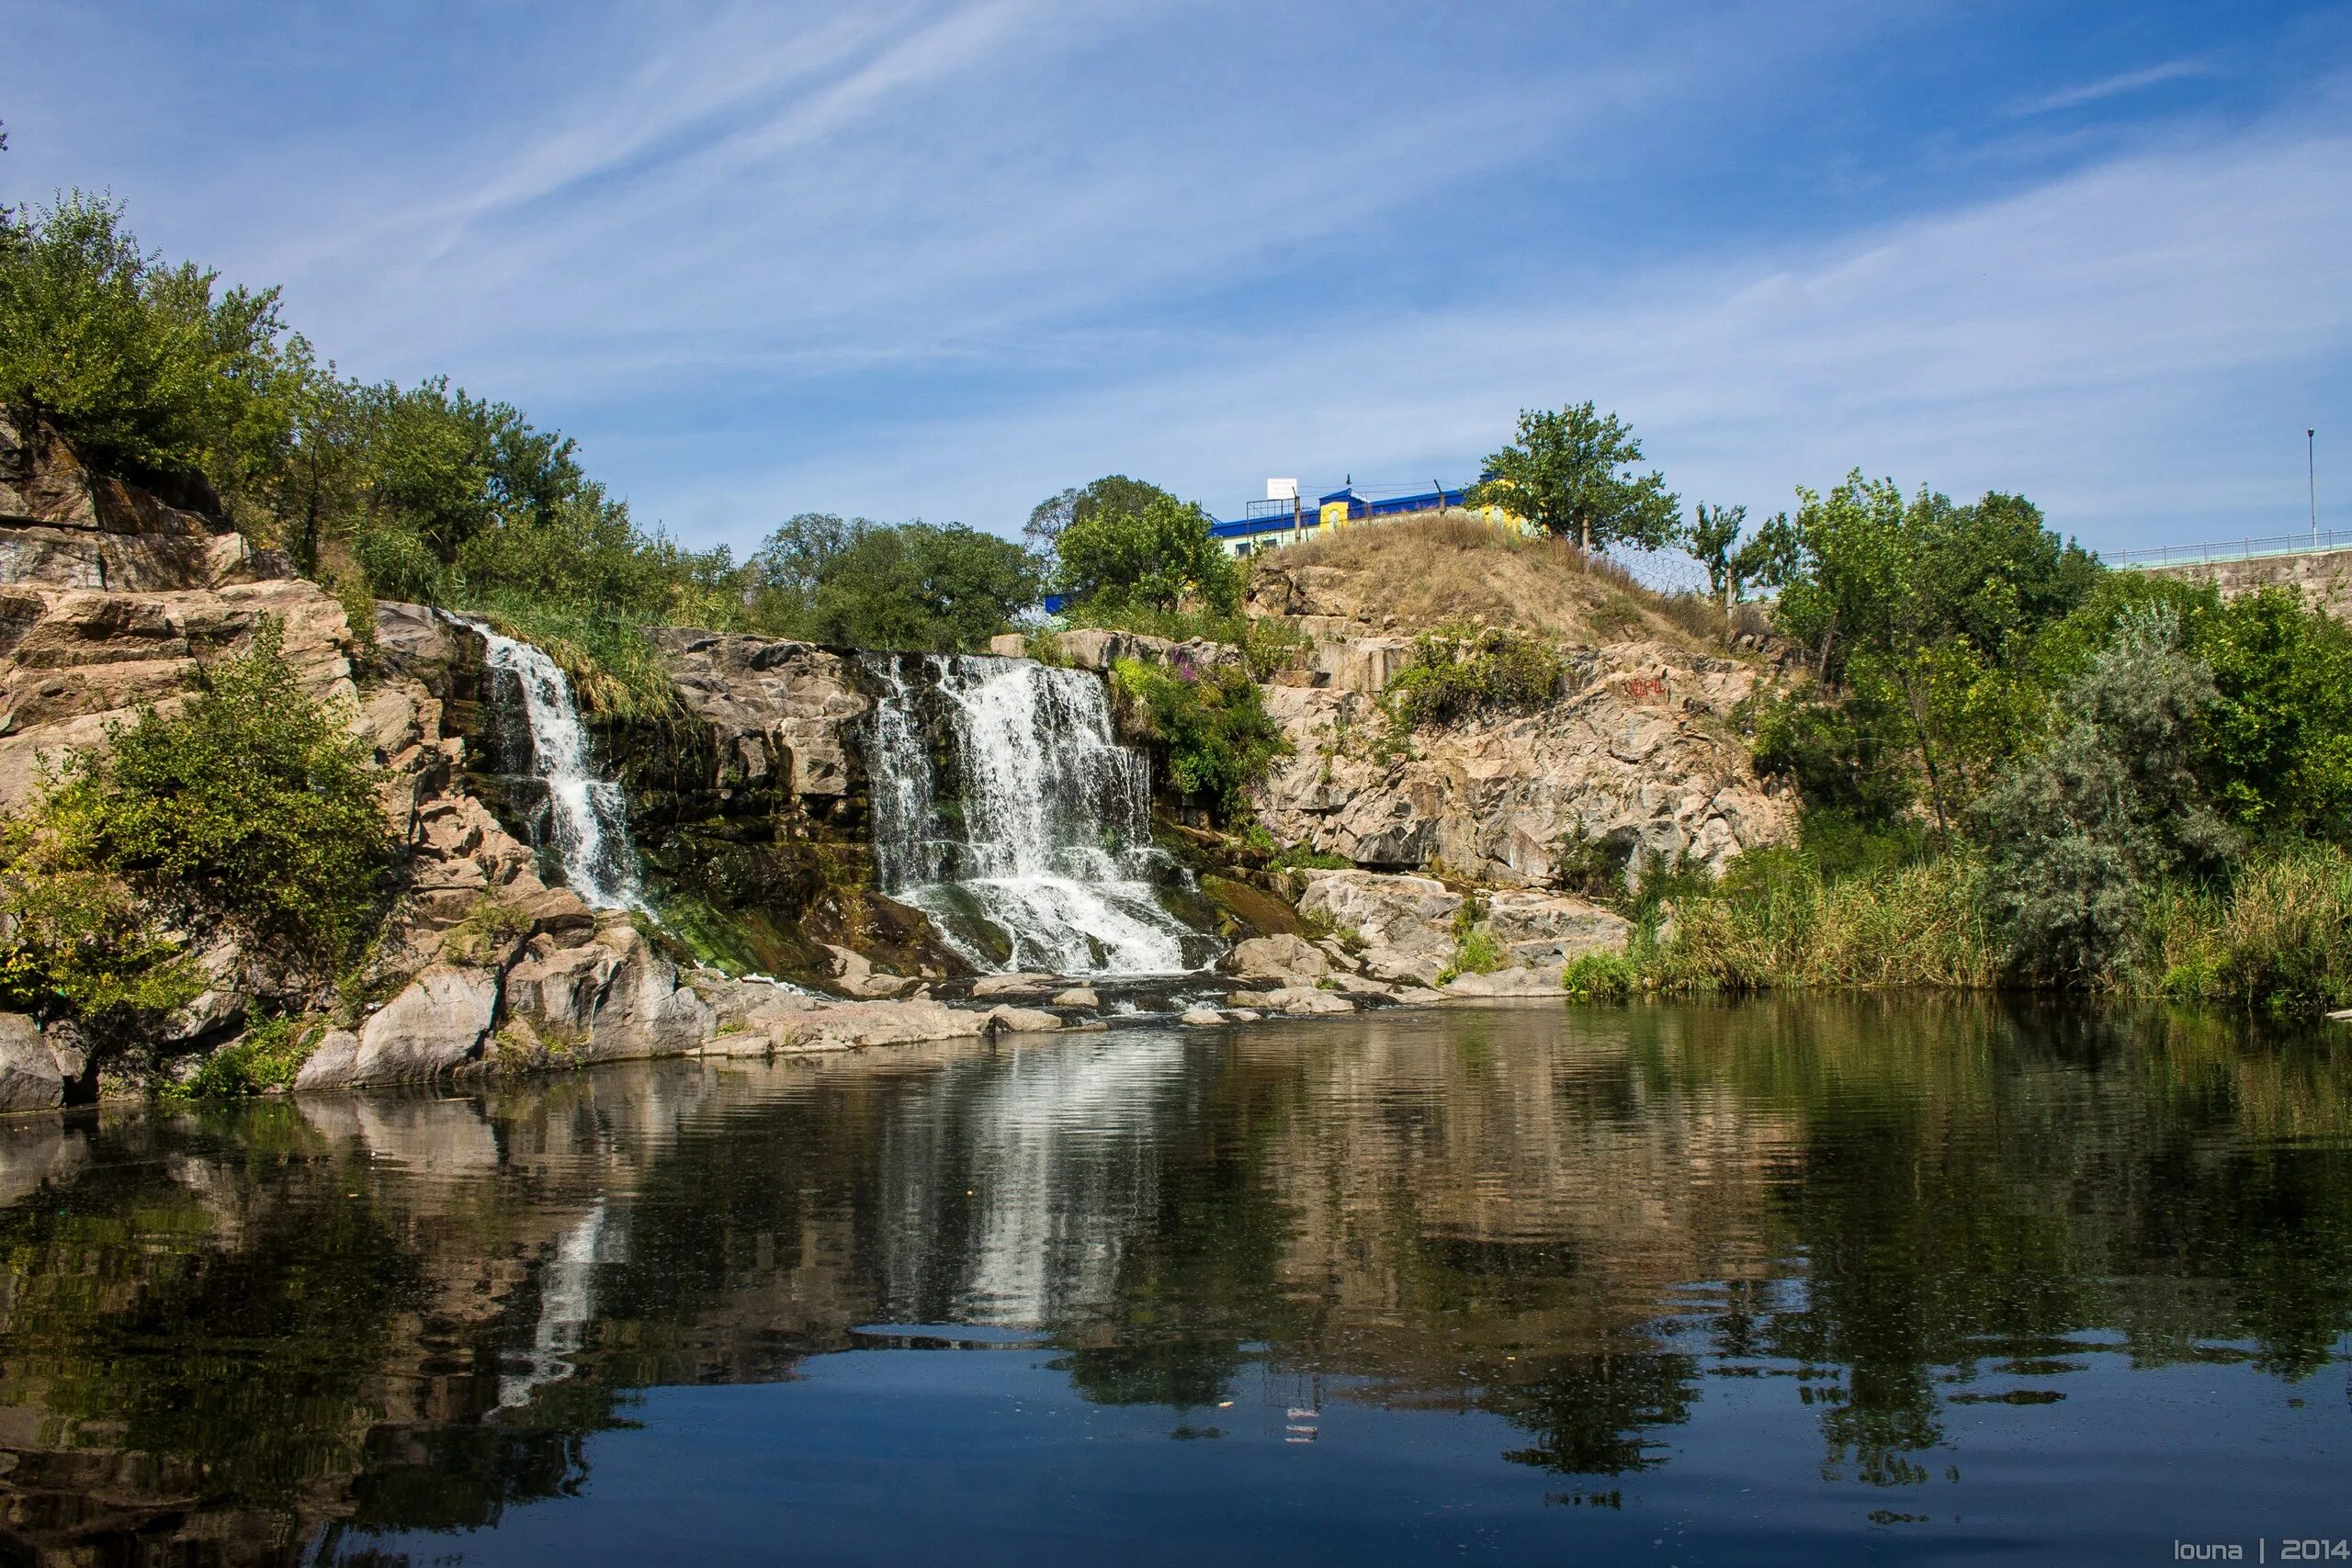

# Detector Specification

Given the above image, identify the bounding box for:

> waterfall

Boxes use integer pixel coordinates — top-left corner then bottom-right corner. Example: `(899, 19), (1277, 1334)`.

(467, 621), (646, 910)
(865, 654), (1198, 975)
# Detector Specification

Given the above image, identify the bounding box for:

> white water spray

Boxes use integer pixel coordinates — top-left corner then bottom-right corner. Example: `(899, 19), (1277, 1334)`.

(468, 621), (645, 909)
(866, 655), (1197, 975)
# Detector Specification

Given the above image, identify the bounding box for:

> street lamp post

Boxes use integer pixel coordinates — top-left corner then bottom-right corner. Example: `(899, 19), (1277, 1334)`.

(2312, 429), (2320, 549)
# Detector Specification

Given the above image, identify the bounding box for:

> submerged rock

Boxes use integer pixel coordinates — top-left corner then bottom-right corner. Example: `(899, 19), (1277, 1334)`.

(1443, 966), (1567, 998)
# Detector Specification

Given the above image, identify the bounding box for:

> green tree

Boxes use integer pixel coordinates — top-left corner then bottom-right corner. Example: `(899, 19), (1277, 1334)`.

(1470, 402), (1679, 555)
(802, 522), (1042, 651)
(1025, 474), (1177, 552)
(1681, 502), (1747, 606)
(2195, 587), (2352, 842)
(0, 192), (310, 491)
(1760, 473), (2094, 833)
(1976, 608), (2236, 983)
(1053, 493), (1238, 616)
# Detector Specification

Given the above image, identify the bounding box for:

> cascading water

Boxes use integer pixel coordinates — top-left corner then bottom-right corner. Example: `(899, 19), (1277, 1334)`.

(865, 654), (1200, 975)
(467, 621), (646, 910)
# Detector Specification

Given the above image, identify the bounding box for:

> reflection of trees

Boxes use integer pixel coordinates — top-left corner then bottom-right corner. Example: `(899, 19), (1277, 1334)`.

(0, 1000), (2347, 1556)
(1495, 1351), (1700, 1475)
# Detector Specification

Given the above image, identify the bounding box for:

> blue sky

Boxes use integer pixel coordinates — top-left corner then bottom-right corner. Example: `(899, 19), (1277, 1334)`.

(4, 1), (2348, 558)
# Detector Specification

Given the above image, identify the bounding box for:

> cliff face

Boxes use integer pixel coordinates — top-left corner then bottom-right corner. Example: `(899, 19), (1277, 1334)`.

(1251, 635), (1793, 885)
(591, 629), (967, 982)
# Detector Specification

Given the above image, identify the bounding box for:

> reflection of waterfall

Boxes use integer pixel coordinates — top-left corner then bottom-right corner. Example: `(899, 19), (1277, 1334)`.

(865, 654), (1196, 975)
(496, 1201), (617, 1411)
(467, 620), (645, 909)
(876, 1035), (1190, 1327)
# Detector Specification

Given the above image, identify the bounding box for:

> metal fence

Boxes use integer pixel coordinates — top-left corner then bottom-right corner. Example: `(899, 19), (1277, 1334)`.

(2108, 528), (2352, 569)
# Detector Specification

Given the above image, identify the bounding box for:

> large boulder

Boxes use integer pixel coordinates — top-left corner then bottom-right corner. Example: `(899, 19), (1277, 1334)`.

(1225, 933), (1334, 984)
(586, 925), (715, 1062)
(502, 937), (618, 1037)
(291, 1030), (363, 1092)
(1296, 869), (1630, 987)
(1296, 870), (1461, 987)
(0, 1013), (63, 1112)
(347, 964), (501, 1084)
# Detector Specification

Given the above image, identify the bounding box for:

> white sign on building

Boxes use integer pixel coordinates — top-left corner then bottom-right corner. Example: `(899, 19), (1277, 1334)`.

(1267, 478), (1299, 502)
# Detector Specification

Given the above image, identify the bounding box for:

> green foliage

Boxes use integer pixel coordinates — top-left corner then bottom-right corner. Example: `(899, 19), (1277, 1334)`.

(1562, 950), (1640, 1001)
(0, 193), (311, 492)
(43, 619), (392, 969)
(1026, 474), (1177, 551)
(1469, 402), (1679, 553)
(2142, 843), (2352, 1018)
(1755, 472), (2097, 831)
(1054, 493), (1240, 617)
(1435, 890), (1509, 984)
(439, 895), (535, 967)
(1551, 821), (1634, 901)
(745, 513), (1041, 651)
(1438, 924), (1510, 985)
(2194, 588), (2352, 841)
(1267, 843), (1353, 873)
(1679, 502), (1746, 604)
(1111, 657), (1289, 823)
(1382, 623), (1563, 730)
(178, 1015), (322, 1100)
(1976, 609), (2236, 984)
(0, 840), (204, 1032)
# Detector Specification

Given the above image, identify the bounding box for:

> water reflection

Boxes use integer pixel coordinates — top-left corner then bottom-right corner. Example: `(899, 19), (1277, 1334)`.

(0, 1001), (2346, 1562)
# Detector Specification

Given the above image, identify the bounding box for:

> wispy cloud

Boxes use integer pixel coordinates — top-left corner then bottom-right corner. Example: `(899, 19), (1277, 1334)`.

(652, 108), (2352, 549)
(2008, 59), (2216, 118)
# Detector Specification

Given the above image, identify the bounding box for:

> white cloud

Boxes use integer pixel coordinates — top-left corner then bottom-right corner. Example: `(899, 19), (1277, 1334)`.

(650, 108), (2352, 552)
(2008, 59), (2216, 118)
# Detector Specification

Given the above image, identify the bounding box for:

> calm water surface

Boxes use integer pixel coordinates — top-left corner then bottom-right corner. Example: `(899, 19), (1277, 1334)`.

(2, 999), (2347, 1564)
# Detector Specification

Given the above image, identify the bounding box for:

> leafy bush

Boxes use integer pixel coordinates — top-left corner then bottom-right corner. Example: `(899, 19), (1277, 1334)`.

(179, 1015), (322, 1099)
(1436, 888), (1510, 983)
(1563, 950), (1640, 1001)
(1111, 657), (1289, 823)
(1552, 822), (1635, 900)
(1439, 925), (1510, 985)
(0, 841), (203, 1032)
(1383, 624), (1563, 730)
(40, 619), (393, 971)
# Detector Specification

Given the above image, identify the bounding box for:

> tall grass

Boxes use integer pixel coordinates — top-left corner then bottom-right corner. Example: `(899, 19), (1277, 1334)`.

(469, 592), (679, 721)
(1650, 848), (1998, 993)
(1637, 840), (2352, 1019)
(2140, 842), (2352, 1017)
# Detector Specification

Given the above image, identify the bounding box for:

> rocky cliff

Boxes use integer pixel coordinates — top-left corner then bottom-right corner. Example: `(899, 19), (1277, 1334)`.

(1253, 635), (1792, 884)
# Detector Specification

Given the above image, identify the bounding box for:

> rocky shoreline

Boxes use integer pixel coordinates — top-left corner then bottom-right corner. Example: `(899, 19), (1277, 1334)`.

(0, 867), (1627, 1108)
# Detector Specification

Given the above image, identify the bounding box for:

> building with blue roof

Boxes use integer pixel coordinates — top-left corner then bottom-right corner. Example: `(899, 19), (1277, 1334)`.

(1208, 477), (1521, 557)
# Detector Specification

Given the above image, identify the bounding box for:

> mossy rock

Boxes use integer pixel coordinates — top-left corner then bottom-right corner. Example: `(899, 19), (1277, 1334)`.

(1199, 874), (1302, 940)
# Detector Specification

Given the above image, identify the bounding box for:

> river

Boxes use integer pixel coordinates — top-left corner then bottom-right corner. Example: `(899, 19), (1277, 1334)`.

(2, 999), (2346, 1564)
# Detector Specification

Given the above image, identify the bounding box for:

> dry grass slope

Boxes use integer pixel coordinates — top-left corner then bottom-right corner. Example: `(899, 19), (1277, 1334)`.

(1248, 513), (1747, 650)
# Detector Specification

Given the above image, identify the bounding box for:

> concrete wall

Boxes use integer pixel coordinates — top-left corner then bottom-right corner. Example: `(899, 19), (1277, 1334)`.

(2136, 547), (2352, 620)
